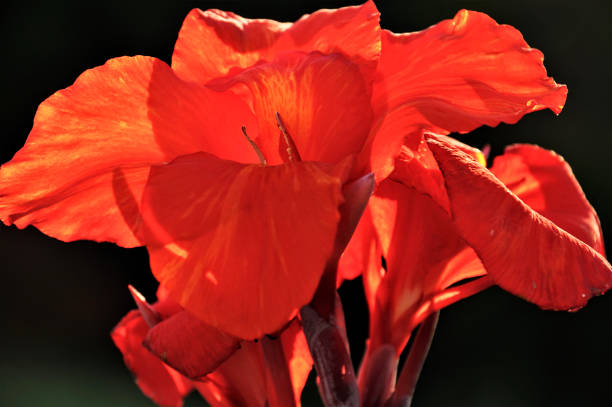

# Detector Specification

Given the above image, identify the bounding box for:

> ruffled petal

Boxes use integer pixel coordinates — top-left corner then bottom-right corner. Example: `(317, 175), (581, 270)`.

(491, 144), (605, 254)
(427, 136), (612, 310)
(0, 56), (258, 247)
(172, 1), (380, 84)
(142, 152), (346, 339)
(366, 10), (566, 180)
(212, 52), (373, 165)
(111, 310), (193, 407)
(144, 310), (240, 379)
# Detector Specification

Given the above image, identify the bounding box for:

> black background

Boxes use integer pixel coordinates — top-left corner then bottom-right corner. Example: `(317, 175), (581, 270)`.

(1, 1), (611, 406)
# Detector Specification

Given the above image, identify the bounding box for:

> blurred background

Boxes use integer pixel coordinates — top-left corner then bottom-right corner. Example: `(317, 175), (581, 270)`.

(1, 0), (610, 406)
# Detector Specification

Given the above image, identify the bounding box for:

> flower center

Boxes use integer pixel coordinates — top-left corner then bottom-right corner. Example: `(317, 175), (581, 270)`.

(241, 112), (302, 165)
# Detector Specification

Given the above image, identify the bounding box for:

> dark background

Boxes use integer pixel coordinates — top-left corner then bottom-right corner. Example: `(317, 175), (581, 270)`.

(1, 1), (610, 406)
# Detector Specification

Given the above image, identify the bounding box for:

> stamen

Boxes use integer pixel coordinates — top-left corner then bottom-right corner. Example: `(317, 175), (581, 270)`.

(241, 126), (267, 165)
(276, 112), (302, 162)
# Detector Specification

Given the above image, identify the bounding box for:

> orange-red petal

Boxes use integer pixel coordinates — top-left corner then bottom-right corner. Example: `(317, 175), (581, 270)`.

(111, 310), (193, 407)
(171, 1), (380, 84)
(144, 310), (240, 379)
(366, 10), (567, 180)
(368, 179), (484, 349)
(128, 284), (162, 327)
(194, 319), (312, 407)
(280, 320), (313, 406)
(0, 56), (258, 247)
(195, 341), (268, 407)
(491, 144), (605, 255)
(388, 132), (489, 210)
(142, 152), (345, 339)
(212, 52), (373, 165)
(427, 136), (612, 310)
(337, 205), (382, 290)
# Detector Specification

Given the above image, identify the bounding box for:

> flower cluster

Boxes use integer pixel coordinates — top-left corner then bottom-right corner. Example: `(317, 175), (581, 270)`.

(1, 2), (610, 406)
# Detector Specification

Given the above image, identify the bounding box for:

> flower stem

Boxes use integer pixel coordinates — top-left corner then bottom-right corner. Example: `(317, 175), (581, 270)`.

(388, 312), (439, 407)
(357, 343), (397, 407)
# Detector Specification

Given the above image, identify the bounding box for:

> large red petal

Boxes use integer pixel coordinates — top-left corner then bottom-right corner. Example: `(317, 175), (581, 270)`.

(0, 56), (258, 247)
(144, 310), (240, 379)
(427, 136), (612, 310)
(111, 310), (193, 407)
(491, 144), (605, 255)
(212, 52), (373, 165)
(172, 1), (380, 84)
(366, 10), (566, 180)
(142, 153), (345, 339)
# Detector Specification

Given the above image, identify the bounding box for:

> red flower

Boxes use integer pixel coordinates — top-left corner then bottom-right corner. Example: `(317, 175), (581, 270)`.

(351, 134), (611, 405)
(111, 285), (312, 407)
(0, 2), (576, 340)
(1, 0), (607, 370)
(2, 1), (610, 405)
(359, 136), (609, 355)
(0, 2), (382, 339)
(354, 135), (612, 403)
(317, 4), (612, 352)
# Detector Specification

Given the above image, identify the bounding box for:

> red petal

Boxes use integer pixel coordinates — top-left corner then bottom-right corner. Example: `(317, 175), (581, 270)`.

(128, 285), (161, 327)
(0, 56), (258, 247)
(142, 153), (345, 339)
(144, 311), (240, 379)
(172, 1), (380, 84)
(195, 341), (267, 407)
(389, 133), (488, 212)
(151, 285), (182, 317)
(491, 144), (605, 254)
(280, 319), (313, 406)
(367, 10), (566, 180)
(369, 179), (484, 349)
(111, 310), (193, 407)
(337, 205), (382, 289)
(427, 136), (612, 310)
(212, 52), (373, 165)
(196, 319), (311, 407)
